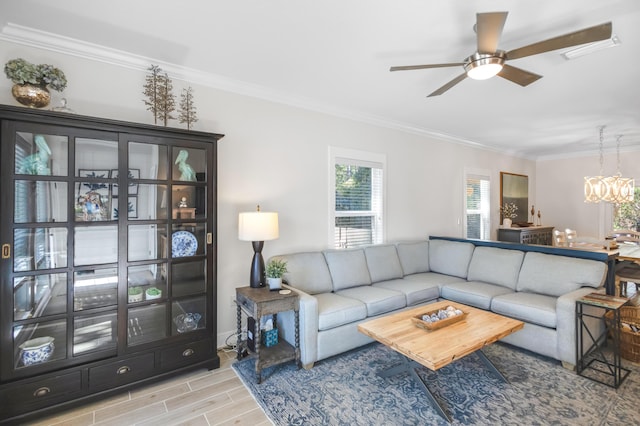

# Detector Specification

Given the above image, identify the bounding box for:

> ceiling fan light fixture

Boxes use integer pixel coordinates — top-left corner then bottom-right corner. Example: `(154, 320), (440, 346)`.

(464, 51), (505, 80)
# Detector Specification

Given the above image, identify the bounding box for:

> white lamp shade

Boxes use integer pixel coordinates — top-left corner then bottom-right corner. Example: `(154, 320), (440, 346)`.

(238, 211), (279, 241)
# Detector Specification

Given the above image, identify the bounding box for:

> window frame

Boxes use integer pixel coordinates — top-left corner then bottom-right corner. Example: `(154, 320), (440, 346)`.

(464, 168), (491, 240)
(328, 147), (386, 249)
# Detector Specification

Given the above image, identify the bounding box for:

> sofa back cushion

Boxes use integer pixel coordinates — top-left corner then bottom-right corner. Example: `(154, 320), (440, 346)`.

(428, 239), (475, 279)
(323, 249), (372, 291)
(270, 253), (333, 295)
(364, 245), (404, 283)
(396, 241), (430, 275)
(516, 252), (606, 296)
(467, 246), (524, 290)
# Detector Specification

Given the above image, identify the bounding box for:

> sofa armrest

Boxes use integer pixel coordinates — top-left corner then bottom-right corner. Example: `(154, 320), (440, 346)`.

(556, 287), (606, 365)
(276, 284), (319, 368)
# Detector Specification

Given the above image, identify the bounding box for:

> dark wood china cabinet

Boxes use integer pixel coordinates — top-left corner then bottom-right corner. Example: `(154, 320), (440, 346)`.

(0, 105), (222, 423)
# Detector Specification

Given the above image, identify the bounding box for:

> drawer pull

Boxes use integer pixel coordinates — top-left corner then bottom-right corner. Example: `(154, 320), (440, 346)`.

(116, 366), (131, 375)
(182, 348), (195, 357)
(33, 387), (50, 397)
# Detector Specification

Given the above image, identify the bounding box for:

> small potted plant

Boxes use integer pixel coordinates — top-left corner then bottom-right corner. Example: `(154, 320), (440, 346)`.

(145, 287), (162, 300)
(128, 286), (143, 303)
(4, 58), (67, 108)
(265, 259), (288, 290)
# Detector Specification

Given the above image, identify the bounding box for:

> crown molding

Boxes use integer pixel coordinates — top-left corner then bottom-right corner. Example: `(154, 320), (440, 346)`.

(535, 144), (640, 161)
(0, 22), (510, 156)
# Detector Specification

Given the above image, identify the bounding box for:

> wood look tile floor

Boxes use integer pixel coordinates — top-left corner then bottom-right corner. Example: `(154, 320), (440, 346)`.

(26, 350), (270, 426)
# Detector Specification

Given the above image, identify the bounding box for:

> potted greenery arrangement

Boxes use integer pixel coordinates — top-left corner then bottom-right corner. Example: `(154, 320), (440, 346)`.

(128, 286), (143, 303)
(500, 202), (518, 228)
(145, 287), (162, 300)
(4, 58), (67, 108)
(265, 259), (288, 290)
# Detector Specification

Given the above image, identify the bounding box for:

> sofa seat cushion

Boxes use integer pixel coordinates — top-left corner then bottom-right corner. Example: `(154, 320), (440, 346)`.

(336, 286), (406, 317)
(315, 293), (367, 331)
(491, 292), (557, 329)
(396, 241), (430, 275)
(467, 247), (524, 290)
(373, 279), (439, 306)
(324, 249), (372, 291)
(440, 281), (513, 310)
(403, 272), (466, 290)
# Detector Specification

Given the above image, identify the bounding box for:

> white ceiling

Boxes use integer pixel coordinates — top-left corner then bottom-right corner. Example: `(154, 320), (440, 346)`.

(2, 0), (639, 159)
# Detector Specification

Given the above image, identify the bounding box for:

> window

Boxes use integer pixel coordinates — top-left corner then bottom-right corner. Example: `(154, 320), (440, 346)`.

(465, 172), (490, 239)
(330, 148), (385, 249)
(613, 187), (640, 231)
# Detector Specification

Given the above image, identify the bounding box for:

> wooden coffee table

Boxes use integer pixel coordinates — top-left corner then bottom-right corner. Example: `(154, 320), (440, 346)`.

(358, 301), (524, 422)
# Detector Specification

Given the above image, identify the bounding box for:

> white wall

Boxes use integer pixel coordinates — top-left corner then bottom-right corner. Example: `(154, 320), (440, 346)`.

(0, 41), (536, 346)
(536, 150), (640, 239)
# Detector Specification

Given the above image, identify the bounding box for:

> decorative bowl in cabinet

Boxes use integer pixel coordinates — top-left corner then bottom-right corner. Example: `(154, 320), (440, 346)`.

(19, 336), (55, 366)
(174, 313), (202, 333)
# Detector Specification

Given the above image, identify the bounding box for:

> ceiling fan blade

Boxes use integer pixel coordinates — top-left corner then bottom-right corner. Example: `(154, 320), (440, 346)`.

(427, 73), (467, 97)
(390, 63), (463, 72)
(506, 22), (612, 60)
(497, 64), (542, 86)
(476, 11), (508, 53)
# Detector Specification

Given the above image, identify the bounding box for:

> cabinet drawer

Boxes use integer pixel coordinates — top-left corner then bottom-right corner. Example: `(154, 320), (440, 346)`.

(89, 353), (155, 391)
(159, 339), (213, 370)
(236, 293), (255, 314)
(0, 371), (82, 418)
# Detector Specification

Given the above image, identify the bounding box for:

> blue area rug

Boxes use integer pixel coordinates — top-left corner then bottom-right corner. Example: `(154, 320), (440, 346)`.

(232, 342), (639, 425)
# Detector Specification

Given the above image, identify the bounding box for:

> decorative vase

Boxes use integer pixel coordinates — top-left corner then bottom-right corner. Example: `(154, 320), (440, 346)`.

(267, 277), (282, 290)
(503, 218), (512, 228)
(11, 84), (51, 108)
(128, 288), (143, 303)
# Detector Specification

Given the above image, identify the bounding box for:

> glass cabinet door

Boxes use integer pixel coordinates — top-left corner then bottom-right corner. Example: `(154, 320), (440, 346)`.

(8, 130), (71, 372)
(125, 140), (211, 347)
(1, 126), (123, 376)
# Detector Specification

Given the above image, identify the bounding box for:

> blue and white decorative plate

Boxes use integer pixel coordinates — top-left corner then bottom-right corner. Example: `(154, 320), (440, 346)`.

(172, 231), (198, 257)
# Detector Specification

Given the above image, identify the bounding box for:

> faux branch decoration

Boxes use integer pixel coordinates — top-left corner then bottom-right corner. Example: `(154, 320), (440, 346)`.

(500, 202), (518, 219)
(179, 86), (198, 130)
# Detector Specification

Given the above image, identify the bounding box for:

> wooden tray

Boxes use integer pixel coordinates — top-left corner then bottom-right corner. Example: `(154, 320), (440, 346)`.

(411, 306), (468, 331)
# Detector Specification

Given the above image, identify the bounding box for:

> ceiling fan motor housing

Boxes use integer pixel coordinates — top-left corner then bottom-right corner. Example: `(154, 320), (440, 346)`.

(464, 50), (506, 79)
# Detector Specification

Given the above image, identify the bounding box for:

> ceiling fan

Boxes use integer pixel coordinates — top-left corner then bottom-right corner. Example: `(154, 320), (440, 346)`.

(390, 12), (612, 97)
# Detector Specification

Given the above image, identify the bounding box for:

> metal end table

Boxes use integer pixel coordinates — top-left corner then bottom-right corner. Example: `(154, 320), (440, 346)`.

(576, 292), (631, 388)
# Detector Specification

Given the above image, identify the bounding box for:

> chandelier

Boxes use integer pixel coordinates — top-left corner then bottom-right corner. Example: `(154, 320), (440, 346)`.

(605, 135), (635, 203)
(584, 126), (635, 203)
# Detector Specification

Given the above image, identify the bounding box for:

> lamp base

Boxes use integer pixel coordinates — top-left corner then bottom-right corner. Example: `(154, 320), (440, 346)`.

(249, 241), (265, 288)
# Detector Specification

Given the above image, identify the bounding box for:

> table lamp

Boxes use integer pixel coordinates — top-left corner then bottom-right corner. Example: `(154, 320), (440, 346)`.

(238, 205), (279, 288)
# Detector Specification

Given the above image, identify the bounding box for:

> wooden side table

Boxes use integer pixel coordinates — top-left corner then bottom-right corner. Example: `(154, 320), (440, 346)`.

(235, 286), (300, 383)
(575, 292), (630, 388)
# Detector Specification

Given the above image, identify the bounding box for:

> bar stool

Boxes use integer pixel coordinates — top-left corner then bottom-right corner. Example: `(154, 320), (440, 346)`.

(565, 228), (577, 246)
(616, 264), (640, 297)
(553, 230), (566, 247)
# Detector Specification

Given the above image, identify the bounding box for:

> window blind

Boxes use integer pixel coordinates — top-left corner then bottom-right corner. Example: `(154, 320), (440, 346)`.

(466, 174), (490, 240)
(334, 158), (383, 248)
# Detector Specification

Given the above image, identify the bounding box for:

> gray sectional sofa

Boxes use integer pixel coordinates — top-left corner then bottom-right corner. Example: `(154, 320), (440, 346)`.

(270, 239), (607, 369)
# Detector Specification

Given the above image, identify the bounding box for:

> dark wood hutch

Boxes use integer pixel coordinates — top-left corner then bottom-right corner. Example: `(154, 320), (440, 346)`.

(0, 105), (222, 423)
